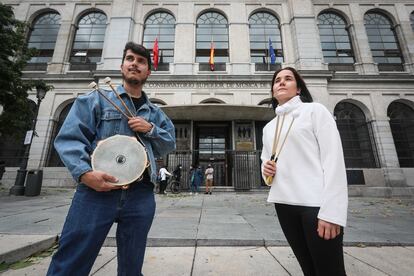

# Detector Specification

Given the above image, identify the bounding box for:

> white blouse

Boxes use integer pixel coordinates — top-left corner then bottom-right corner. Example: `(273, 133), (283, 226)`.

(261, 96), (348, 227)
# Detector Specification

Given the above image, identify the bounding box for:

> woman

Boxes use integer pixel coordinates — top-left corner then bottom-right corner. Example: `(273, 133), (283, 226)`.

(261, 67), (348, 275)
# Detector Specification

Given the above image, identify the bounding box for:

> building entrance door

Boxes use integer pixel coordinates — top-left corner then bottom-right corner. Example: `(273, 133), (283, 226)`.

(194, 122), (232, 186)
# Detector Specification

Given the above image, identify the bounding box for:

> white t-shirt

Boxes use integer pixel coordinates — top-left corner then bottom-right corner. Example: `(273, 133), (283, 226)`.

(159, 168), (171, 181)
(205, 167), (214, 180)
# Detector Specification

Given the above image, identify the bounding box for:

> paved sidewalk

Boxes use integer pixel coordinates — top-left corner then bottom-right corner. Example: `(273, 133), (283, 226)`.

(2, 246), (414, 276)
(0, 188), (413, 275)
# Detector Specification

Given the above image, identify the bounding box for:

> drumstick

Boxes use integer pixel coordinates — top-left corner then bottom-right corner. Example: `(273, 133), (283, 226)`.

(104, 77), (134, 117)
(265, 111), (299, 186)
(88, 82), (131, 119)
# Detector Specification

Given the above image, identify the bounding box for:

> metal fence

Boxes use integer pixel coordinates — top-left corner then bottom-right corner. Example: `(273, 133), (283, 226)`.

(164, 150), (264, 191)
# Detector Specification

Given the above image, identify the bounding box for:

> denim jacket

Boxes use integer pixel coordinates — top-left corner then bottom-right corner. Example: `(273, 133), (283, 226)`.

(54, 85), (176, 184)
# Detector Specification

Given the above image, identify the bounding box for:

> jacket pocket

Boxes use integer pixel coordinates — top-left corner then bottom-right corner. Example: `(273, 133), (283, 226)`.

(99, 111), (122, 139)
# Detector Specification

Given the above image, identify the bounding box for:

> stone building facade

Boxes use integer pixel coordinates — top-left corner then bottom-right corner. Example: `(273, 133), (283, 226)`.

(1, 0), (414, 196)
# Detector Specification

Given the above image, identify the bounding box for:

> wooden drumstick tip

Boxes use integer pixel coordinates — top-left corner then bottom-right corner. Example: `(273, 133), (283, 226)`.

(104, 77), (112, 84)
(88, 81), (98, 89)
(264, 176), (273, 186)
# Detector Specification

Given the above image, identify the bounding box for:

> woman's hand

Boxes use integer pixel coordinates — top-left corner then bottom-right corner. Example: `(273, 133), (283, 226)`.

(317, 219), (341, 240)
(263, 160), (276, 177)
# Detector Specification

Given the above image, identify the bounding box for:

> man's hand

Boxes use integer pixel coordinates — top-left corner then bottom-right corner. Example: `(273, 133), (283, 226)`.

(317, 219), (341, 240)
(128, 116), (153, 133)
(80, 171), (121, 192)
(263, 160), (276, 177)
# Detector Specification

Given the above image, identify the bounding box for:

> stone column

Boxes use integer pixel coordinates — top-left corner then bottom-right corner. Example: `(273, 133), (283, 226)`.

(371, 117), (407, 187)
(228, 3), (250, 75)
(47, 17), (76, 74)
(173, 2), (195, 75)
(280, 2), (295, 67)
(348, 4), (378, 75)
(286, 0), (326, 70)
(99, 0), (136, 70)
(395, 4), (414, 74)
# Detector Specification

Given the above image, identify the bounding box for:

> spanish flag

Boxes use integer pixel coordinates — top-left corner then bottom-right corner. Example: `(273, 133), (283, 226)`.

(209, 42), (215, 71)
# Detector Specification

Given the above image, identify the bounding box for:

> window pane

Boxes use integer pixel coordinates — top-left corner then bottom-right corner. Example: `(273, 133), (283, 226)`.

(69, 12), (107, 69)
(143, 12), (176, 69)
(27, 12), (61, 67)
(317, 12), (355, 65)
(364, 12), (403, 65)
(248, 11), (284, 65)
(196, 11), (229, 63)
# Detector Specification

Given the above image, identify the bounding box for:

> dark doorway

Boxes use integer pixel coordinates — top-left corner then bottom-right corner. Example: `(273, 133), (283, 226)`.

(194, 122), (232, 186)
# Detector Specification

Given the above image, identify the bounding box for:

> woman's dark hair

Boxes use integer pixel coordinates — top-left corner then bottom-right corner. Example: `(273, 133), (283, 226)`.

(270, 67), (313, 109)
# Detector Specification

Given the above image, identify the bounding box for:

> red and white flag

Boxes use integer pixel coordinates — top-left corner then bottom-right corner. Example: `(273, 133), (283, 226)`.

(153, 38), (159, 71)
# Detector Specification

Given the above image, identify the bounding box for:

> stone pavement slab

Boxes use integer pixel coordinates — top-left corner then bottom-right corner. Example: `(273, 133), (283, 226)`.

(2, 246), (413, 276)
(0, 234), (56, 264)
(192, 246), (289, 276)
(344, 246), (414, 276)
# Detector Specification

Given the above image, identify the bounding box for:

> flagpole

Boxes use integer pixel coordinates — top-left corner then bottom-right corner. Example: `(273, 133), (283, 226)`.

(267, 37), (270, 71)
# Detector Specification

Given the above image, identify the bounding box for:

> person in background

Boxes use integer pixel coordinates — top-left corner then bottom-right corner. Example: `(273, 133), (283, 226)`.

(192, 165), (203, 195)
(204, 164), (214, 195)
(261, 67), (348, 276)
(173, 164), (182, 182)
(159, 165), (172, 195)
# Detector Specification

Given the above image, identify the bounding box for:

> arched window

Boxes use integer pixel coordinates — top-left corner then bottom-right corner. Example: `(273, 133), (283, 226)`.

(318, 12), (355, 71)
(26, 12), (61, 71)
(69, 11), (107, 71)
(46, 103), (73, 167)
(249, 11), (283, 71)
(258, 98), (272, 106)
(334, 102), (378, 168)
(149, 98), (167, 106)
(388, 102), (414, 167)
(411, 12), (414, 32)
(364, 12), (404, 71)
(200, 98), (225, 104)
(196, 11), (229, 71)
(143, 12), (175, 71)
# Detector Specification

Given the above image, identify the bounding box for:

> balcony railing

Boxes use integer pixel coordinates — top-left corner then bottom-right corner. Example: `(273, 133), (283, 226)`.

(69, 63), (97, 71)
(199, 63), (226, 72)
(378, 63), (404, 72)
(328, 63), (355, 72)
(24, 63), (48, 71)
(255, 63), (281, 72)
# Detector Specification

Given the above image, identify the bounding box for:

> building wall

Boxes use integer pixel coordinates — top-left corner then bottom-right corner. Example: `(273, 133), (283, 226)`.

(2, 0), (414, 192)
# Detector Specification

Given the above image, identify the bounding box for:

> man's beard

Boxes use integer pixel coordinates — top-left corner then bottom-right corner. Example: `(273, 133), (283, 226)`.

(122, 73), (147, 86)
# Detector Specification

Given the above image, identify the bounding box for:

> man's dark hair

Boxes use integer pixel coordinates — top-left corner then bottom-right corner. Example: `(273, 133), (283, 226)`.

(122, 41), (151, 70)
(270, 67), (313, 109)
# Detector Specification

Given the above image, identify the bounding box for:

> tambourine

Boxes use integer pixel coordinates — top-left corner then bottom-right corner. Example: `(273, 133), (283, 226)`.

(91, 135), (148, 186)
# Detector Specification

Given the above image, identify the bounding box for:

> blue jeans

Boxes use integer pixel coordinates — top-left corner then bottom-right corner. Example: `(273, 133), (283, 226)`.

(47, 182), (155, 276)
(190, 182), (199, 193)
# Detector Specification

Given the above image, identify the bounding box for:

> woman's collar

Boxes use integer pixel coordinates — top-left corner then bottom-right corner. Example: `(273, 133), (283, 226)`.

(275, 96), (302, 115)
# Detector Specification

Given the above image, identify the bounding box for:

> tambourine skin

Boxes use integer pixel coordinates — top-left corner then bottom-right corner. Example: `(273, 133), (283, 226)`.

(91, 135), (147, 186)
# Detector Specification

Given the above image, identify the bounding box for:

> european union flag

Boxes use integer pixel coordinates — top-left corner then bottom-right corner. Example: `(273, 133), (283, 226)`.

(269, 38), (276, 64)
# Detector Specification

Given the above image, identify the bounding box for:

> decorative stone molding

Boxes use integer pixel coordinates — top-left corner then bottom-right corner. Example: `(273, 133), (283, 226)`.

(146, 81), (271, 89)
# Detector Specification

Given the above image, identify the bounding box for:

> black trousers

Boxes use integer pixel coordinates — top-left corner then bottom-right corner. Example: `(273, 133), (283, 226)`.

(159, 180), (168, 194)
(275, 203), (346, 276)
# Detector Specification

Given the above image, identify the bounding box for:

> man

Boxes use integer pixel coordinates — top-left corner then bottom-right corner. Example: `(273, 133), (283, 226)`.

(158, 165), (171, 194)
(47, 42), (176, 275)
(204, 164), (214, 194)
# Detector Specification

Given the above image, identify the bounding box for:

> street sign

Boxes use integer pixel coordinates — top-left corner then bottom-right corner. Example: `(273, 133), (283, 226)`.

(24, 130), (33, 145)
